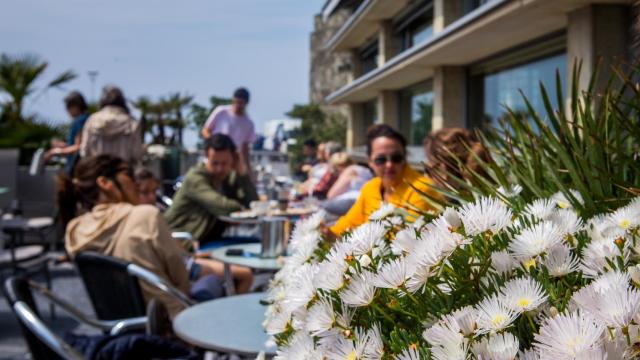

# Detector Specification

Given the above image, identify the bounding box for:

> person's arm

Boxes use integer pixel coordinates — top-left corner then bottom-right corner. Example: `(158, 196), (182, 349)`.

(235, 173), (258, 208)
(184, 173), (245, 216)
(327, 166), (356, 199)
(79, 124), (90, 157)
(201, 107), (219, 139)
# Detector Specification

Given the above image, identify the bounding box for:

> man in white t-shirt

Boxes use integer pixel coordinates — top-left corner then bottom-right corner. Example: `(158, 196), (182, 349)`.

(201, 87), (256, 175)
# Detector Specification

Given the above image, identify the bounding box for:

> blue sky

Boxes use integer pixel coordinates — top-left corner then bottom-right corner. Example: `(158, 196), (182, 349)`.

(0, 0), (325, 148)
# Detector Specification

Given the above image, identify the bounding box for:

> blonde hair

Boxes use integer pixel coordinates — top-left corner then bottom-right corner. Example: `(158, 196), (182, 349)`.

(329, 152), (352, 168)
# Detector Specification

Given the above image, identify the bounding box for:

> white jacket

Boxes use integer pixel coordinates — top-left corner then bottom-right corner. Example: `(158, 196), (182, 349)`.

(80, 106), (143, 163)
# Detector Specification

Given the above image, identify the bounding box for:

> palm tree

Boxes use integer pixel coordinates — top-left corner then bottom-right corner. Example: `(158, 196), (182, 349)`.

(132, 96), (153, 142)
(0, 53), (76, 123)
(166, 92), (193, 145)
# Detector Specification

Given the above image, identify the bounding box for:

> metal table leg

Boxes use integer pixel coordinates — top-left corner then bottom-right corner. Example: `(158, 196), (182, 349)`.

(223, 263), (236, 296)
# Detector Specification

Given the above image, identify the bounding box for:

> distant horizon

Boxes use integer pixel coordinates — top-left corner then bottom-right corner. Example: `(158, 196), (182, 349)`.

(0, 0), (325, 149)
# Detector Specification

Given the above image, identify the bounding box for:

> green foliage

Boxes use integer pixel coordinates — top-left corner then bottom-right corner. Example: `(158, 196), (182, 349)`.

(132, 92), (194, 145)
(286, 103), (347, 173)
(433, 61), (640, 218)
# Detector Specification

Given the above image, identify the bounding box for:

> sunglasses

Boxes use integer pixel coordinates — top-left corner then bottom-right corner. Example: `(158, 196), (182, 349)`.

(373, 153), (404, 166)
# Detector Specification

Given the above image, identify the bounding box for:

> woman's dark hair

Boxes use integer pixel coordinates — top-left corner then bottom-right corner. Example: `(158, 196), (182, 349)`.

(134, 168), (157, 182)
(99, 85), (129, 113)
(423, 127), (492, 187)
(64, 91), (88, 112)
(366, 124), (407, 156)
(57, 155), (128, 226)
(204, 133), (237, 154)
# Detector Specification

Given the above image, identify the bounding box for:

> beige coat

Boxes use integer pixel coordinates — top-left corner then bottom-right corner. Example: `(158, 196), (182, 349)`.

(80, 106), (143, 163)
(65, 203), (190, 318)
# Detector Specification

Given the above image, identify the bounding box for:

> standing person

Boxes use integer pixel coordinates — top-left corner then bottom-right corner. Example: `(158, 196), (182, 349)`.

(80, 85), (143, 164)
(323, 124), (441, 237)
(44, 91), (90, 175)
(201, 87), (256, 176)
(165, 134), (258, 245)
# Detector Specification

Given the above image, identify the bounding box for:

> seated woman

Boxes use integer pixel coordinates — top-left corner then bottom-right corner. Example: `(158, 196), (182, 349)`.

(423, 127), (492, 192)
(322, 153), (373, 216)
(60, 155), (221, 319)
(135, 168), (253, 294)
(325, 124), (441, 237)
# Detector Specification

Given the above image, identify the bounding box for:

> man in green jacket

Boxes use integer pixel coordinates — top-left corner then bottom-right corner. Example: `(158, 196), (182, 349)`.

(165, 134), (258, 242)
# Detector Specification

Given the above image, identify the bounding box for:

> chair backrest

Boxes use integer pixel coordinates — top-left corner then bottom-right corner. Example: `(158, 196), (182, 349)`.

(74, 251), (146, 320)
(3, 276), (84, 360)
(0, 148), (19, 210)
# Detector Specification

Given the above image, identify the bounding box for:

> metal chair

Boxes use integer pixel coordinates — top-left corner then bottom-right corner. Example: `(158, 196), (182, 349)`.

(3, 276), (154, 360)
(74, 251), (193, 322)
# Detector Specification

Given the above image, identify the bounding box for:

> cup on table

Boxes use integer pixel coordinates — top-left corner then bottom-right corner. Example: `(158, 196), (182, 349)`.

(277, 189), (290, 212)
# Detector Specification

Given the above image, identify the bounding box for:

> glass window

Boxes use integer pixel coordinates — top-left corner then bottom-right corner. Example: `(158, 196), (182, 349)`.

(463, 0), (492, 14)
(400, 82), (433, 145)
(482, 54), (566, 126)
(395, 1), (434, 52)
(468, 34), (567, 128)
(362, 99), (378, 131)
(359, 41), (379, 76)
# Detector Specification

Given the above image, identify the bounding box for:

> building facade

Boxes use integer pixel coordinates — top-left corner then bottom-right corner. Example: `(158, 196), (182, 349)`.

(314, 0), (634, 163)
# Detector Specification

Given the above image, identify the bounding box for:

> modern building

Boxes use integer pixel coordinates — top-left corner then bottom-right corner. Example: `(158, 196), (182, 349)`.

(313, 0), (636, 162)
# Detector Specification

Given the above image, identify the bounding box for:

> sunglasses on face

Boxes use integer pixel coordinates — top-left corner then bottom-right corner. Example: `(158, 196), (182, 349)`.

(373, 153), (404, 166)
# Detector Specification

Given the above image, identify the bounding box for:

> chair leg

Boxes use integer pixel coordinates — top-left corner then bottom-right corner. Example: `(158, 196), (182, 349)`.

(43, 262), (55, 321)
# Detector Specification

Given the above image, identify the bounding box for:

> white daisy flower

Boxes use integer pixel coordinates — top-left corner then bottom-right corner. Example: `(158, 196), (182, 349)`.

(372, 258), (409, 290)
(486, 332), (519, 360)
(542, 243), (580, 277)
(579, 237), (625, 278)
(571, 271), (640, 328)
(346, 222), (387, 256)
(340, 271), (376, 307)
(524, 198), (556, 220)
(508, 221), (563, 260)
(451, 305), (477, 335)
(475, 295), (518, 334)
(325, 327), (381, 360)
(457, 196), (513, 236)
(491, 250), (517, 274)
(548, 209), (583, 236)
(365, 324), (384, 360)
(274, 332), (323, 360)
(551, 190), (584, 210)
(628, 264), (640, 285)
(392, 228), (420, 255)
(607, 202), (640, 233)
(306, 297), (337, 336)
(264, 308), (291, 335)
(396, 347), (421, 360)
(431, 341), (469, 360)
(282, 264), (318, 312)
(423, 314), (465, 348)
(533, 311), (605, 359)
(500, 277), (548, 313)
(497, 184), (523, 198)
(369, 202), (396, 221)
(443, 207), (462, 228)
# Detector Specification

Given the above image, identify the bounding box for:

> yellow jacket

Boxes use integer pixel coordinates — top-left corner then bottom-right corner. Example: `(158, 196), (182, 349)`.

(330, 165), (440, 236)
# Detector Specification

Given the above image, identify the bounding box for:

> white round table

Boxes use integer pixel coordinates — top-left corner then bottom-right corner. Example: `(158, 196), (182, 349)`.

(173, 293), (277, 357)
(210, 243), (284, 295)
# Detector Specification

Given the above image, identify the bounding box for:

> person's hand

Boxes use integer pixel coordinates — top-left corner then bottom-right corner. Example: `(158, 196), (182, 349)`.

(43, 148), (61, 163)
(301, 164), (312, 173)
(319, 222), (337, 243)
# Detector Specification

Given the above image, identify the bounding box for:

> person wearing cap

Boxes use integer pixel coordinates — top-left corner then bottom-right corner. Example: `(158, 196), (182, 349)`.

(201, 87), (256, 175)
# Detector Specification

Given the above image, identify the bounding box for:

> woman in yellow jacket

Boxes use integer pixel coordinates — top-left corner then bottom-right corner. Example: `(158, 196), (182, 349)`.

(327, 124), (441, 237)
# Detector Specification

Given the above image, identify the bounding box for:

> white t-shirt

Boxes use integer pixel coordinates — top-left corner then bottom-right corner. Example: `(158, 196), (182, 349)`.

(203, 105), (256, 149)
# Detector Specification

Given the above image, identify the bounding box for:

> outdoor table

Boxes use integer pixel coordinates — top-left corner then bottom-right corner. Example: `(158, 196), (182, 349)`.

(210, 243), (284, 295)
(173, 292), (277, 358)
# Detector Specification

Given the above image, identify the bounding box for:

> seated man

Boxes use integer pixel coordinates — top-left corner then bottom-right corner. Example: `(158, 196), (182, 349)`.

(165, 134), (258, 243)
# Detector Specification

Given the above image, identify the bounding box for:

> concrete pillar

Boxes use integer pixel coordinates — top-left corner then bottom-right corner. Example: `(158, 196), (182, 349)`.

(378, 20), (398, 66)
(567, 5), (630, 95)
(377, 91), (399, 129)
(347, 103), (364, 149)
(432, 66), (466, 130)
(433, 0), (464, 33)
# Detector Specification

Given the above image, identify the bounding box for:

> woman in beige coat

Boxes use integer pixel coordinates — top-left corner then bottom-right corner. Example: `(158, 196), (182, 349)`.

(80, 86), (143, 164)
(59, 155), (191, 318)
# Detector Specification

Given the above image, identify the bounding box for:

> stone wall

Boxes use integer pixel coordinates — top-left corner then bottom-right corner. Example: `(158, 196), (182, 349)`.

(309, 10), (352, 118)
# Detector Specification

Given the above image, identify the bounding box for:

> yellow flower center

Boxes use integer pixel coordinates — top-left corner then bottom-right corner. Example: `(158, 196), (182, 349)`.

(492, 314), (505, 326)
(566, 336), (583, 354)
(620, 219), (631, 230)
(346, 350), (358, 360)
(523, 258), (536, 270)
(558, 201), (569, 209)
(517, 298), (530, 309)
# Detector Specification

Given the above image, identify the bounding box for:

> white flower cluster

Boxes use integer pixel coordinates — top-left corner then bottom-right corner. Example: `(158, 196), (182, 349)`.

(263, 192), (640, 360)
